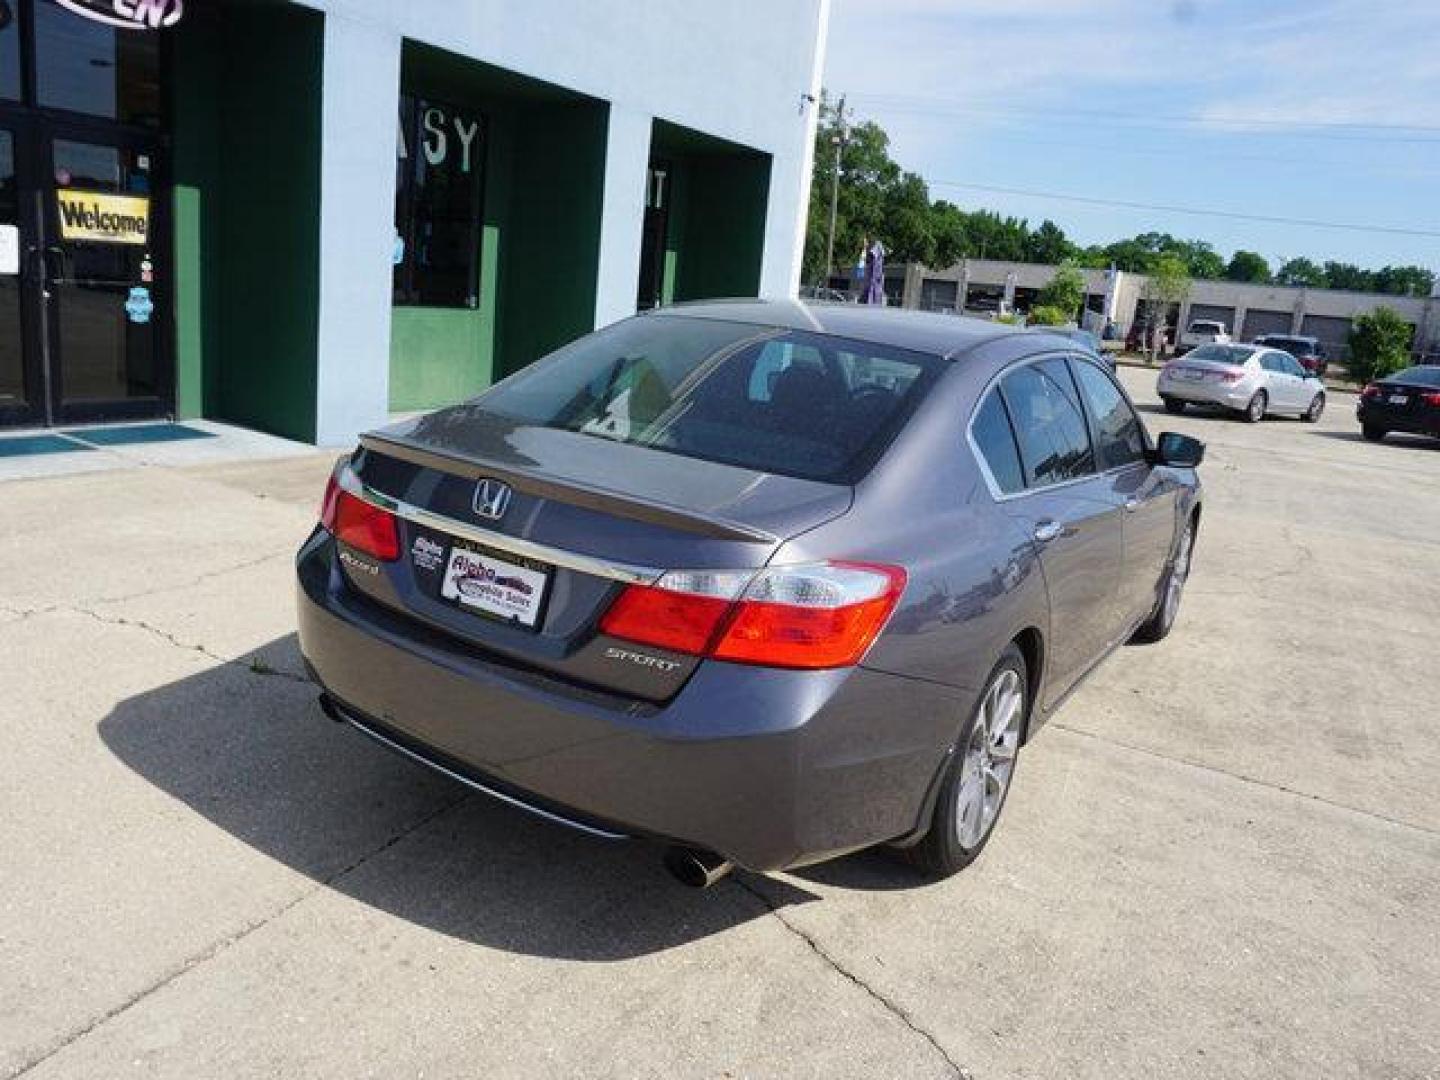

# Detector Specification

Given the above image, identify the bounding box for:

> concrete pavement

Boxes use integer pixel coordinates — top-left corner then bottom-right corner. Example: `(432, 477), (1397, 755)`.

(2, 369), (1438, 1079)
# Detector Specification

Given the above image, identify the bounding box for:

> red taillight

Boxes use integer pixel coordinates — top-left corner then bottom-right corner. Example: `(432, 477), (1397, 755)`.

(1361, 383), (1381, 399)
(321, 479), (399, 562)
(599, 562), (906, 670)
(598, 582), (733, 655)
(1422, 392), (1440, 407)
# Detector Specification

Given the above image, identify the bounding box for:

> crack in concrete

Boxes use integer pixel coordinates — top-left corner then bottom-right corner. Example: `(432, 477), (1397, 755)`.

(6, 794), (471, 1080)
(730, 875), (972, 1079)
(1051, 721), (1440, 839)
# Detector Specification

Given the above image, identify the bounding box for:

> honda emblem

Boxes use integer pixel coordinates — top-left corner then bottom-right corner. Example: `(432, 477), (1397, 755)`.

(472, 478), (512, 520)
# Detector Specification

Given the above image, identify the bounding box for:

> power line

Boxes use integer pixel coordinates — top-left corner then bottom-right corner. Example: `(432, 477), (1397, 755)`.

(929, 181), (1440, 239)
(848, 94), (1440, 145)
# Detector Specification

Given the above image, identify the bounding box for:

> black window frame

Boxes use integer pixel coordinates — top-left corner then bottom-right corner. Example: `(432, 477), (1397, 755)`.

(392, 92), (486, 310)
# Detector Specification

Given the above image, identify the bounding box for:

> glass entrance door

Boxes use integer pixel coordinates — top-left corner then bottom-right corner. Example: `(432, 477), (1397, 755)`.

(45, 128), (167, 422)
(0, 114), (168, 427)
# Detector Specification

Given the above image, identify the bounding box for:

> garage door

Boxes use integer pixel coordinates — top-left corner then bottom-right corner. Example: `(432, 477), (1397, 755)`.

(1301, 315), (1358, 363)
(1241, 309), (1292, 341)
(920, 278), (958, 312)
(1188, 304), (1235, 333)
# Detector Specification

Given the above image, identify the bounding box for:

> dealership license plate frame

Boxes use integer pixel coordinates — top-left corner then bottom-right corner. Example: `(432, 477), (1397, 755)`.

(439, 541), (552, 630)
(1388, 394), (1409, 405)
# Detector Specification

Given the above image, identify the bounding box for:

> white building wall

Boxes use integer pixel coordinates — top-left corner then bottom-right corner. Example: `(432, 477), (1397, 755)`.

(295, 0), (828, 442)
(312, 15), (402, 446)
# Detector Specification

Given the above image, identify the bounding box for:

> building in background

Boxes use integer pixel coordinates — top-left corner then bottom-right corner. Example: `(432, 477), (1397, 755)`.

(0, 0), (830, 443)
(891, 259), (1440, 364)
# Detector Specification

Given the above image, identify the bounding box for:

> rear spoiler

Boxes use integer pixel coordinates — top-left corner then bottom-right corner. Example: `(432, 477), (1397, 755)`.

(359, 432), (779, 545)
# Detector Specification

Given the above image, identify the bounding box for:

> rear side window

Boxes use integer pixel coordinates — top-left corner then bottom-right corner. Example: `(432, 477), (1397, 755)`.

(476, 315), (944, 483)
(999, 361), (1096, 487)
(970, 389), (1025, 495)
(1072, 359), (1147, 469)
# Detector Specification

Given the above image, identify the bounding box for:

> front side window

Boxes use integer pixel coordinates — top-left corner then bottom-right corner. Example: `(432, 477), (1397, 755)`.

(1072, 359), (1146, 469)
(471, 317), (945, 483)
(999, 360), (1095, 488)
(394, 95), (485, 308)
(970, 388), (1025, 495)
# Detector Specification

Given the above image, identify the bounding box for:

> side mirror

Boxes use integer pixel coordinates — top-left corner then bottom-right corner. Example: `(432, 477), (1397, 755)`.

(1152, 431), (1205, 468)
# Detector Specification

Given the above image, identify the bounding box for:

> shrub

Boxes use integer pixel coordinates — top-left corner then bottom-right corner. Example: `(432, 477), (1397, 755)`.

(1027, 304), (1073, 327)
(1347, 307), (1413, 384)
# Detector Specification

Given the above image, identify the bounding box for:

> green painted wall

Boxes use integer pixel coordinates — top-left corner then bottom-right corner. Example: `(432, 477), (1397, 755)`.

(388, 45), (607, 411)
(674, 154), (771, 301)
(169, 3), (322, 441)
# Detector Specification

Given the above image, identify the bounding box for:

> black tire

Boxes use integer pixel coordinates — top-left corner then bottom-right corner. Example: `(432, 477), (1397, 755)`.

(1162, 397), (1187, 415)
(1241, 390), (1267, 423)
(1362, 424), (1387, 442)
(902, 645), (1028, 878)
(1303, 393), (1325, 423)
(1131, 516), (1196, 644)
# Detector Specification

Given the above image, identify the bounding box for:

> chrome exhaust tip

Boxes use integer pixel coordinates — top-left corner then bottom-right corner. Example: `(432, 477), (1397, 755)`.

(663, 846), (733, 889)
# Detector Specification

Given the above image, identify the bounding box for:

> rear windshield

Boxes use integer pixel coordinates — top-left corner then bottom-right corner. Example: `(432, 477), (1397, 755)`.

(1391, 366), (1440, 386)
(1186, 343), (1254, 366)
(1264, 337), (1315, 356)
(1189, 321), (1224, 333)
(476, 315), (945, 483)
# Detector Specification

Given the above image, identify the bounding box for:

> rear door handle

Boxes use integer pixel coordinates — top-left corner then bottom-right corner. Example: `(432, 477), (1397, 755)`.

(1033, 520), (1063, 544)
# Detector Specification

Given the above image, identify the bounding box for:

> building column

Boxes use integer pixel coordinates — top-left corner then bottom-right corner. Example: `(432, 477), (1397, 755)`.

(1233, 306), (1248, 339)
(1291, 292), (1307, 335)
(313, 16), (402, 446)
(593, 106), (652, 329)
(956, 260), (970, 313)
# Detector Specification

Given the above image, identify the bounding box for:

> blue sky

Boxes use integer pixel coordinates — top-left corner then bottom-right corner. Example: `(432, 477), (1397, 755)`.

(822, 0), (1440, 275)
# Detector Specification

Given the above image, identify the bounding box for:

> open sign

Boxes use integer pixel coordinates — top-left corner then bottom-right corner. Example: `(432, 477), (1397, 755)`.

(54, 0), (183, 30)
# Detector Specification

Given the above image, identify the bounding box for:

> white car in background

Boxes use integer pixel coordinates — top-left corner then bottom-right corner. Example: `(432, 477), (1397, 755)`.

(1158, 343), (1326, 423)
(1175, 319), (1231, 356)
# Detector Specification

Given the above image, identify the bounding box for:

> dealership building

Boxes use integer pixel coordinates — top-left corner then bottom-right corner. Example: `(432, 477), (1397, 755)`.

(0, 0), (830, 443)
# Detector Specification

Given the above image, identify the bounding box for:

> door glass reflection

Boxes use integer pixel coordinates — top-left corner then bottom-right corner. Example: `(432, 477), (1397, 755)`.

(0, 129), (23, 408)
(53, 139), (157, 404)
(34, 1), (161, 126)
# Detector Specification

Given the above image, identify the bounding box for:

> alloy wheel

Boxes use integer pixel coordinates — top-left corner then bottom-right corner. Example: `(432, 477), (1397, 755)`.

(1306, 394), (1325, 422)
(954, 669), (1024, 849)
(1161, 524), (1194, 627)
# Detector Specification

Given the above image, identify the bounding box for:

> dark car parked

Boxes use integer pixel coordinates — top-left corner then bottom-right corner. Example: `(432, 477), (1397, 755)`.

(1358, 365), (1440, 443)
(1252, 334), (1329, 376)
(297, 302), (1204, 884)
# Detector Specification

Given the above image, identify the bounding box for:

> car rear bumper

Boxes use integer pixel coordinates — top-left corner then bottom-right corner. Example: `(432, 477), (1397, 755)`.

(296, 532), (967, 871)
(1357, 400), (1440, 437)
(1157, 373), (1252, 409)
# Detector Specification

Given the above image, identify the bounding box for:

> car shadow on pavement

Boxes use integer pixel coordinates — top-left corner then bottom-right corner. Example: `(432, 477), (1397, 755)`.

(98, 633), (820, 960)
(1309, 430), (1440, 450)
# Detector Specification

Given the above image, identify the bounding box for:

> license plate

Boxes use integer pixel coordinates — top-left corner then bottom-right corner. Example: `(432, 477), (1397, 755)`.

(1177, 369), (1203, 381)
(440, 544), (549, 628)
(1389, 394), (1409, 405)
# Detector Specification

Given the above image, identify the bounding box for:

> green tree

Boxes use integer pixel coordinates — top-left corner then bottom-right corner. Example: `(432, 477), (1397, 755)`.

(1347, 307), (1414, 383)
(1140, 254), (1191, 361)
(1371, 265), (1435, 297)
(1027, 219), (1075, 264)
(1323, 261), (1372, 291)
(1276, 257), (1326, 287)
(1226, 250), (1271, 283)
(1036, 260), (1086, 320)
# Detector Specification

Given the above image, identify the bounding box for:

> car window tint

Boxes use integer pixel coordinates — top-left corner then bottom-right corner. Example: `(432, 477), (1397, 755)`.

(999, 361), (1096, 487)
(970, 388), (1025, 495)
(1071, 359), (1146, 469)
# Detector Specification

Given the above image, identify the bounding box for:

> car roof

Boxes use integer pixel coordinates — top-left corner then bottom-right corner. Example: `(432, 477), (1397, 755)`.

(649, 298), (1021, 358)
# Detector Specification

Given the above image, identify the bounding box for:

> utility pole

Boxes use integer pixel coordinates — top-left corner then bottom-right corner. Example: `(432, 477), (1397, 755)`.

(822, 93), (848, 291)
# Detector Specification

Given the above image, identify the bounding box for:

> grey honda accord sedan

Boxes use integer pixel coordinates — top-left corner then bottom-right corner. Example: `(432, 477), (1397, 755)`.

(297, 300), (1204, 884)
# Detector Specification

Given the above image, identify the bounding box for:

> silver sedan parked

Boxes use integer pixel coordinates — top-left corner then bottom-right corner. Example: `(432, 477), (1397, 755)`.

(1157, 343), (1326, 423)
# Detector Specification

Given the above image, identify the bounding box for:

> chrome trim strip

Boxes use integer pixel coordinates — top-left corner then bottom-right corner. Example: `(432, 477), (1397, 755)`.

(337, 465), (665, 585)
(342, 710), (630, 841)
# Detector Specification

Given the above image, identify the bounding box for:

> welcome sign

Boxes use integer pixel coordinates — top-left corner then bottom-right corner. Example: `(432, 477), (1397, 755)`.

(56, 191), (150, 244)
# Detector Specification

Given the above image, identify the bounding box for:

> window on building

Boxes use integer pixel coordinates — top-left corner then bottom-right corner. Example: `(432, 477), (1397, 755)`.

(1, 0), (21, 102)
(34, 0), (161, 126)
(393, 95), (485, 308)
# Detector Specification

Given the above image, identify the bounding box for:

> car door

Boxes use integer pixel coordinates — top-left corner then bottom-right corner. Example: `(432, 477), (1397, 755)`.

(1279, 352), (1316, 407)
(1262, 350), (1301, 409)
(991, 357), (1124, 706)
(1069, 355), (1180, 627)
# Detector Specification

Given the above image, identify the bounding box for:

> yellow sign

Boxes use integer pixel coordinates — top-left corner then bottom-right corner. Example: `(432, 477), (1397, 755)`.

(56, 191), (150, 245)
